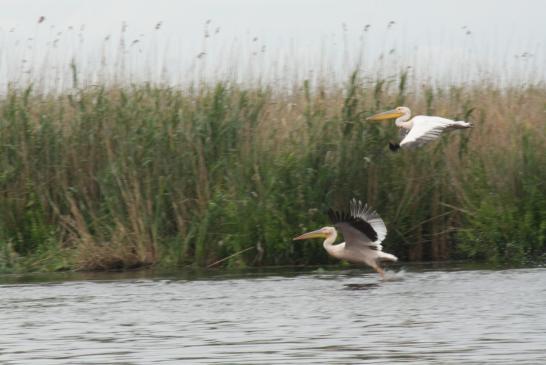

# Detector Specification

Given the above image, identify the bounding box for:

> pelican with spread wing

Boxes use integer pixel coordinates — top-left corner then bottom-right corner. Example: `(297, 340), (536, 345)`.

(293, 199), (397, 278)
(367, 106), (472, 151)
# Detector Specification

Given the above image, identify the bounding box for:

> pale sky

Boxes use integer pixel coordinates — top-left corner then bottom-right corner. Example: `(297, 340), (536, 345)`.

(0, 0), (544, 90)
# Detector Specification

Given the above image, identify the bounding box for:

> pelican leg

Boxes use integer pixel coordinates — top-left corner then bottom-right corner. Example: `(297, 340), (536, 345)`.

(370, 262), (385, 279)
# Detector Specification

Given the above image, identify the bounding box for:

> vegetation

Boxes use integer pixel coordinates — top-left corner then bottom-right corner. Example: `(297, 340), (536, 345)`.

(0, 71), (544, 273)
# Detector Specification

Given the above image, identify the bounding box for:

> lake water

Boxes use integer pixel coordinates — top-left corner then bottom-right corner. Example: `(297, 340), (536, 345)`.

(1, 265), (545, 364)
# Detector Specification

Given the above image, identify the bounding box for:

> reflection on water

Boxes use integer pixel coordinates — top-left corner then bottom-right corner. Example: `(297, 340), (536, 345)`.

(1, 266), (546, 364)
(343, 283), (380, 290)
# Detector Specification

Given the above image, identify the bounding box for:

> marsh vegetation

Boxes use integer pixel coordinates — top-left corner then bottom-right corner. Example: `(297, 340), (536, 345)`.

(0, 69), (544, 272)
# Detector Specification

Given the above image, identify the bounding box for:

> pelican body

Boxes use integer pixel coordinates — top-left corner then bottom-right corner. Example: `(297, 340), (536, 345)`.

(293, 199), (397, 278)
(367, 106), (472, 151)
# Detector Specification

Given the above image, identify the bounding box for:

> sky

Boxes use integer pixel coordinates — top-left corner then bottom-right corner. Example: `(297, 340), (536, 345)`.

(0, 0), (544, 90)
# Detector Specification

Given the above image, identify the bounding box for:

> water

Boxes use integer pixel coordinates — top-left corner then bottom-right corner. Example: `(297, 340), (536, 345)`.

(1, 266), (545, 364)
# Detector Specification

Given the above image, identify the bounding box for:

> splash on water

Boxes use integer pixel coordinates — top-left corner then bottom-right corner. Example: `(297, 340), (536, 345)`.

(383, 269), (406, 281)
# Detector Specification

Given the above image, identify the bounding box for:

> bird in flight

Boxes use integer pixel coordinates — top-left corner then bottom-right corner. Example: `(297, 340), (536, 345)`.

(293, 199), (397, 279)
(367, 106), (472, 151)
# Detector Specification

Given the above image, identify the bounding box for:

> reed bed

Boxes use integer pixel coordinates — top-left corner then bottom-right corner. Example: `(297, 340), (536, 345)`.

(0, 70), (544, 272)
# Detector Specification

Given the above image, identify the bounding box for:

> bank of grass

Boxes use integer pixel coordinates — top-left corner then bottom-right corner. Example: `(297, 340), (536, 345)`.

(0, 73), (545, 272)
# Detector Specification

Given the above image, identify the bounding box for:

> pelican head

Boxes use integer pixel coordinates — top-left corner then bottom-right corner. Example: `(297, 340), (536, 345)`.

(367, 106), (411, 121)
(293, 226), (336, 241)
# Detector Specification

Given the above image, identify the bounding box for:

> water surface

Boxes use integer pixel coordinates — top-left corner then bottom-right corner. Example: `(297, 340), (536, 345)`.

(1, 266), (545, 364)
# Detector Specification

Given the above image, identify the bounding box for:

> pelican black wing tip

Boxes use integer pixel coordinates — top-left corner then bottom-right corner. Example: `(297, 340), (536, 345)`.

(327, 201), (378, 242)
(389, 142), (401, 152)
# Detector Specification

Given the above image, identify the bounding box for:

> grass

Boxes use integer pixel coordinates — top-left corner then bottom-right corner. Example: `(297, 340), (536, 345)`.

(0, 69), (544, 273)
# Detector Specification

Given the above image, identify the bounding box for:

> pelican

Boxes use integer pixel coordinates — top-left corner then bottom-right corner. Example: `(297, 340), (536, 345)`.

(293, 199), (397, 278)
(367, 106), (472, 151)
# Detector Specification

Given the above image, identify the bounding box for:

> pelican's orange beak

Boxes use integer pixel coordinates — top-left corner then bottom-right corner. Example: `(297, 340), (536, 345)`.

(293, 229), (327, 241)
(366, 109), (404, 121)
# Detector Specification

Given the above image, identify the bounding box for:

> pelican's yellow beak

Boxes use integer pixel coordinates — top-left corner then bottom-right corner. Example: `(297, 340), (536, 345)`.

(293, 229), (327, 241)
(366, 109), (404, 121)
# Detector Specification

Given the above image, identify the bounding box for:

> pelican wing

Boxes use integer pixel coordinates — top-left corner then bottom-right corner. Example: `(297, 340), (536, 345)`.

(400, 116), (455, 148)
(327, 199), (387, 250)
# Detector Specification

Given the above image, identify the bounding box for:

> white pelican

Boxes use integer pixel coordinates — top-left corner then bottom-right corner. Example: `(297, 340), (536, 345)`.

(367, 106), (472, 151)
(293, 199), (397, 278)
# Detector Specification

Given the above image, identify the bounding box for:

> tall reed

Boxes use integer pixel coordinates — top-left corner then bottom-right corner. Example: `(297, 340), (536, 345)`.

(0, 73), (544, 272)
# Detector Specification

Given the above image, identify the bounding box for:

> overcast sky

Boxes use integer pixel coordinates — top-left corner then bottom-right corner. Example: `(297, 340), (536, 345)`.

(0, 0), (544, 90)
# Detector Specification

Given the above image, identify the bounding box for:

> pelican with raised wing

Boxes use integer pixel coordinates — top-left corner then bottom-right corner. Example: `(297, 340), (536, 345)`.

(293, 199), (397, 278)
(367, 106), (472, 151)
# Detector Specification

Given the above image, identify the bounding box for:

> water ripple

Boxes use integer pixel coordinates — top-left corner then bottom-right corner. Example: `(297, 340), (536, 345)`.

(1, 268), (545, 364)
